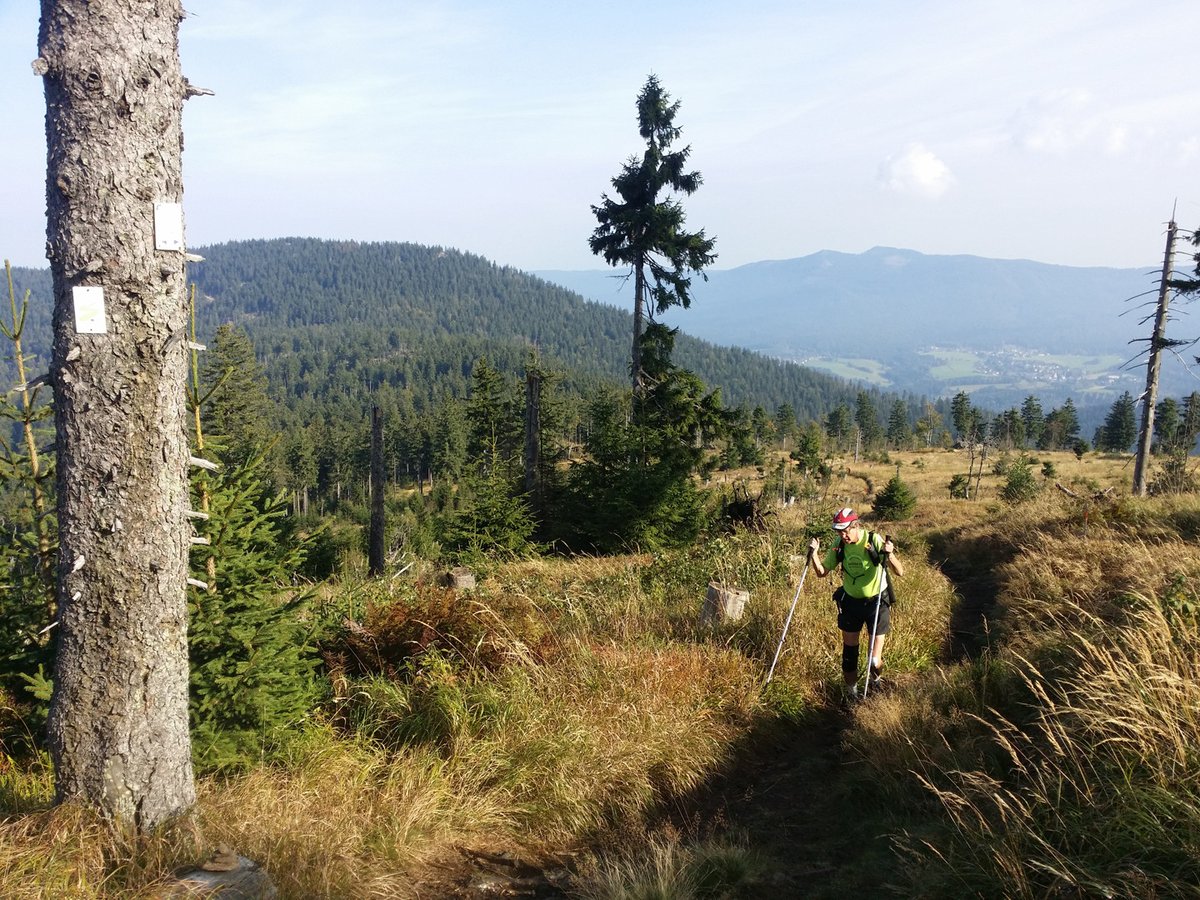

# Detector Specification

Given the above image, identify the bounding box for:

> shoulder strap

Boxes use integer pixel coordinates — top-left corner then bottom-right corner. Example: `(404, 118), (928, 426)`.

(866, 531), (882, 566)
(837, 531), (883, 566)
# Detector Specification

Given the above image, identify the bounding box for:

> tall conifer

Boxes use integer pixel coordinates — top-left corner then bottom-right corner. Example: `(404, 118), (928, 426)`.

(590, 75), (717, 396)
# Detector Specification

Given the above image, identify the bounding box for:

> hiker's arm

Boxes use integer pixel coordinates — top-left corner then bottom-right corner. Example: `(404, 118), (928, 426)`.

(883, 536), (905, 577)
(808, 538), (829, 577)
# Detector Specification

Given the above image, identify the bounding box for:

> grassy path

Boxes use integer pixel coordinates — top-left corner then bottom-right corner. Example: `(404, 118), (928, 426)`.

(407, 703), (903, 899)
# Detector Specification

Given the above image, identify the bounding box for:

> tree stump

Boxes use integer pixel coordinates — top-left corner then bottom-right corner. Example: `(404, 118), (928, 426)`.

(701, 582), (748, 626)
(444, 567), (476, 590)
(163, 846), (276, 898)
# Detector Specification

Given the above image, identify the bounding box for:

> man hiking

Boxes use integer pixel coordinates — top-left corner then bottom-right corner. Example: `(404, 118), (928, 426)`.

(808, 507), (904, 700)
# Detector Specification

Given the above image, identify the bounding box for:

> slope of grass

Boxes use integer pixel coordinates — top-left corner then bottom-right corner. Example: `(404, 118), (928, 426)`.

(3, 449), (1198, 898)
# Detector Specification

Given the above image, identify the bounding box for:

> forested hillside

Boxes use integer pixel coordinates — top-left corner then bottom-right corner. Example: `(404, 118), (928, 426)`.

(8, 237), (905, 424)
(6, 238), (943, 525)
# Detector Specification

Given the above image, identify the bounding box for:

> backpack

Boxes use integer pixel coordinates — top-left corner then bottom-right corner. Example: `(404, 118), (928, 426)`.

(835, 532), (897, 607)
(836, 531), (882, 566)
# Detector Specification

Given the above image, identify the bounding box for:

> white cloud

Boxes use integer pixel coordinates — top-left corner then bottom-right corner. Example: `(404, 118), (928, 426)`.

(1104, 125), (1129, 156)
(877, 144), (955, 199)
(1009, 88), (1097, 154)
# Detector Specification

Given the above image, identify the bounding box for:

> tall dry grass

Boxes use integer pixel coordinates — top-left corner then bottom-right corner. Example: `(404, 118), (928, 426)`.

(908, 598), (1200, 898)
(846, 488), (1200, 898)
(0, 642), (765, 897)
(0, 536), (781, 897)
(574, 833), (765, 900)
(1, 450), (1159, 897)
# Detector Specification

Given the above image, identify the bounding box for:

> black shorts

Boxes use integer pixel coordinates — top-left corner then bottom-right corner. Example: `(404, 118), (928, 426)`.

(835, 590), (891, 635)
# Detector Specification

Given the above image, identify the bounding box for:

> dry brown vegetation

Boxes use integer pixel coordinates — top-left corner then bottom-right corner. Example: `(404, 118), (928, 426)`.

(3, 449), (1199, 898)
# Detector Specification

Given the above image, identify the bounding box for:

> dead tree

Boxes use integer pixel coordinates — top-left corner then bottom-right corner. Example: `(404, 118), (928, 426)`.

(524, 368), (542, 507)
(1132, 220), (1179, 496)
(37, 0), (199, 827)
(369, 405), (385, 576)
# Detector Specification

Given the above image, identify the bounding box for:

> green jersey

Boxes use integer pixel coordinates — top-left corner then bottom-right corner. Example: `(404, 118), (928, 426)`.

(823, 531), (887, 599)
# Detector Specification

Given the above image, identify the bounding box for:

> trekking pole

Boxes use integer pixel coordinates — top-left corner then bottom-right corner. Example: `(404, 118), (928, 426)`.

(861, 543), (889, 699)
(765, 551), (811, 686)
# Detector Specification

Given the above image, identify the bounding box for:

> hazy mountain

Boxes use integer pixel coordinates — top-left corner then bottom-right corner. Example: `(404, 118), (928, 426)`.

(538, 246), (1156, 353)
(537, 247), (1177, 408)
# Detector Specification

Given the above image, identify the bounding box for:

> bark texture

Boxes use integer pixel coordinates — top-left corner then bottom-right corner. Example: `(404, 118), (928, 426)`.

(39, 0), (196, 827)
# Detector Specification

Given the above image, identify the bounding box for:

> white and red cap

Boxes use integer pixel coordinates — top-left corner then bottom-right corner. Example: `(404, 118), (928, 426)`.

(832, 508), (858, 531)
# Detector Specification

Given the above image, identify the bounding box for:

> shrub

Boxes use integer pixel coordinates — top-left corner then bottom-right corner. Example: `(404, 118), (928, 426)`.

(1000, 456), (1041, 504)
(874, 473), (917, 521)
(948, 473), (971, 500)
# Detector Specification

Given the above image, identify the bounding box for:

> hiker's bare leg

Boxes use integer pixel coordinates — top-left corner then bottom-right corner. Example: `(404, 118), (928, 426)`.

(870, 634), (886, 669)
(841, 631), (859, 686)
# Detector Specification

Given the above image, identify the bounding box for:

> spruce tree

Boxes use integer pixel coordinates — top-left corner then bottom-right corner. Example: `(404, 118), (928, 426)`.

(719, 406), (764, 469)
(1154, 396), (1182, 454)
(202, 324), (276, 467)
(1001, 455), (1041, 503)
(589, 74), (717, 396)
(855, 392), (883, 450)
(994, 408), (1025, 450)
(1040, 398), (1081, 451)
(1099, 391), (1137, 452)
(790, 424), (825, 477)
(187, 324), (319, 771)
(1021, 395), (1045, 448)
(187, 449), (320, 771)
(774, 403), (798, 447)
(825, 403), (853, 453)
(440, 360), (537, 558)
(563, 325), (727, 551)
(431, 398), (469, 487)
(873, 471), (917, 521)
(886, 399), (911, 450)
(951, 391), (983, 444)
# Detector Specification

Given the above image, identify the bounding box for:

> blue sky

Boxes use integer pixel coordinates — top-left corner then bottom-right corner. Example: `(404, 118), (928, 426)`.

(2, 0), (1198, 273)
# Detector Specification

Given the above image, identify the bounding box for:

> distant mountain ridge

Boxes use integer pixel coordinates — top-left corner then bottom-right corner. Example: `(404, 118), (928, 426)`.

(536, 247), (1171, 408)
(8, 241), (1180, 431)
(537, 246), (1157, 356)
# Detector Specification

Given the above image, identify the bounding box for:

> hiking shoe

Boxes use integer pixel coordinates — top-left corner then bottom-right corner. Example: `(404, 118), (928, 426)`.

(868, 665), (884, 691)
(842, 683), (860, 704)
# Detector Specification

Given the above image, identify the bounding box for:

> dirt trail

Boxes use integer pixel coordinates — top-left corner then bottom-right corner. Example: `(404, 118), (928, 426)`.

(416, 548), (998, 899)
(650, 705), (903, 899)
(414, 702), (902, 899)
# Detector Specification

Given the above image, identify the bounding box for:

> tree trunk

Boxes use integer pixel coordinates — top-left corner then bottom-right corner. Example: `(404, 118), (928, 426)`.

(368, 405), (385, 576)
(524, 369), (541, 503)
(1133, 219), (1177, 496)
(632, 261), (645, 395)
(39, 0), (196, 827)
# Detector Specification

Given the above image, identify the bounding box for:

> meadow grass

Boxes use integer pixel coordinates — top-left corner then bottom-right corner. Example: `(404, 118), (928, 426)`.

(574, 833), (766, 900)
(843, 483), (1200, 898)
(3, 449), (1197, 897)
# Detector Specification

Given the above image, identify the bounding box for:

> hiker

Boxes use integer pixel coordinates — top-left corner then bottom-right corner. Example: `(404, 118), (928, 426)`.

(808, 507), (904, 699)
